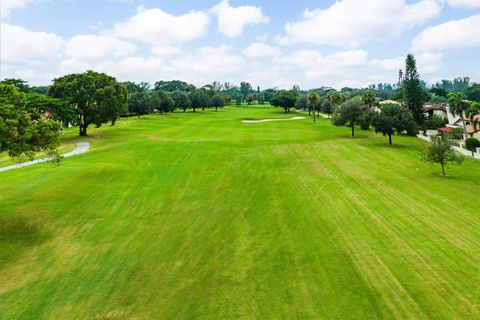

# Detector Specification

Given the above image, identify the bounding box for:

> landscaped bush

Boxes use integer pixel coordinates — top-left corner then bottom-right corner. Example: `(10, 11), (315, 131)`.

(465, 138), (480, 152)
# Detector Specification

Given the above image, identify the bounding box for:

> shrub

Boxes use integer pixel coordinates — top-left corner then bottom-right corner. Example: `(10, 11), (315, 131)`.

(465, 138), (480, 152)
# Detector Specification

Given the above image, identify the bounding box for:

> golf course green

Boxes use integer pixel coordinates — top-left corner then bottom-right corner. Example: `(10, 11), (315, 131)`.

(0, 105), (479, 319)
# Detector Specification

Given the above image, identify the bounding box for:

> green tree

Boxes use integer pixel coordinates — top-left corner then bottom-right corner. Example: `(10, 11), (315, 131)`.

(154, 80), (195, 92)
(26, 93), (76, 127)
(362, 90), (378, 109)
(372, 104), (417, 145)
(422, 135), (464, 176)
(94, 83), (127, 126)
(307, 92), (320, 122)
(128, 91), (155, 117)
(334, 96), (368, 137)
(425, 115), (448, 130)
(0, 84), (61, 160)
(402, 54), (426, 126)
(0, 78), (30, 93)
(234, 93), (243, 106)
(295, 94), (308, 112)
(172, 90), (191, 112)
(326, 91), (347, 123)
(49, 71), (127, 136)
(448, 92), (470, 140)
(155, 91), (175, 114)
(209, 94), (226, 111)
(190, 89), (208, 112)
(271, 90), (297, 113)
(240, 82), (253, 101)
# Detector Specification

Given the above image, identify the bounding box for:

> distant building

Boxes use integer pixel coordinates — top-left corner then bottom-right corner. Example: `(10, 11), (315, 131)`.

(424, 103), (448, 119)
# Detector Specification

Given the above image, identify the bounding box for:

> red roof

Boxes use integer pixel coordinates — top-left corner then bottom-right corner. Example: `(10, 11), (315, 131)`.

(438, 127), (453, 133)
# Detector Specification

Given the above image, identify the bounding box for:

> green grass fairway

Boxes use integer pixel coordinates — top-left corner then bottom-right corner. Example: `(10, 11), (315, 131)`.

(1, 105), (479, 319)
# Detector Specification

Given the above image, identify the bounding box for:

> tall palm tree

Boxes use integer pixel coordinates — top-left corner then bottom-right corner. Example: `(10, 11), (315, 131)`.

(327, 91), (346, 123)
(466, 101), (480, 136)
(362, 90), (378, 110)
(307, 92), (320, 123)
(448, 92), (470, 140)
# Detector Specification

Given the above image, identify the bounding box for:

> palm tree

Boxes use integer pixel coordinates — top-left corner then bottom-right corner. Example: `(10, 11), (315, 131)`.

(466, 101), (480, 136)
(448, 92), (470, 141)
(362, 90), (378, 110)
(307, 92), (320, 123)
(327, 91), (346, 123)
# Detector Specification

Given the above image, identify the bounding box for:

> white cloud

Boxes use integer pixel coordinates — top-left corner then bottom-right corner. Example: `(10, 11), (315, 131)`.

(243, 43), (281, 57)
(1, 23), (64, 64)
(0, 0), (44, 19)
(211, 0), (269, 37)
(109, 5), (210, 46)
(447, 0), (480, 7)
(164, 45), (245, 83)
(375, 52), (443, 74)
(275, 49), (368, 71)
(279, 0), (443, 46)
(151, 46), (182, 57)
(65, 35), (137, 60)
(412, 14), (480, 52)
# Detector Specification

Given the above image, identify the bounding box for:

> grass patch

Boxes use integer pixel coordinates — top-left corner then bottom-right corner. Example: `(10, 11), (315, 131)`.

(0, 105), (479, 319)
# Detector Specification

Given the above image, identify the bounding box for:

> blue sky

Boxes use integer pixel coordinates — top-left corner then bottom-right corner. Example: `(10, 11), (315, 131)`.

(1, 0), (479, 89)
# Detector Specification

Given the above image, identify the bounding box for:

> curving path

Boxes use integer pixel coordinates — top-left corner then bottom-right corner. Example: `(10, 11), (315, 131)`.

(242, 117), (306, 123)
(0, 142), (90, 173)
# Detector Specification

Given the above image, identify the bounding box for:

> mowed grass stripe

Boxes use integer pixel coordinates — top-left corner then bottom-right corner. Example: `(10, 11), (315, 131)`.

(0, 106), (478, 319)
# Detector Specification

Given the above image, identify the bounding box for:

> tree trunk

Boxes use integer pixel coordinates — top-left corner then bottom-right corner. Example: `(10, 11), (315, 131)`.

(389, 134), (392, 145)
(193, 107), (196, 113)
(441, 161), (445, 176)
(461, 113), (468, 141)
(216, 107), (218, 112)
(183, 108), (186, 112)
(351, 124), (355, 137)
(313, 111), (316, 123)
(308, 109), (311, 116)
(79, 124), (87, 136)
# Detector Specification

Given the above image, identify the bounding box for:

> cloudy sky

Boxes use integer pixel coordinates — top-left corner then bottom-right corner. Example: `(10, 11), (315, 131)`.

(1, 0), (479, 89)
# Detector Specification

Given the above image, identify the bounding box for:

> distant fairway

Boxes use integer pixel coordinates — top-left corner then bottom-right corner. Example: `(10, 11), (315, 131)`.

(0, 105), (479, 319)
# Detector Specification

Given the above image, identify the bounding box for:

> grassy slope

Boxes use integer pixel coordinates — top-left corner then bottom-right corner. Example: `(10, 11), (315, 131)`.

(0, 106), (478, 319)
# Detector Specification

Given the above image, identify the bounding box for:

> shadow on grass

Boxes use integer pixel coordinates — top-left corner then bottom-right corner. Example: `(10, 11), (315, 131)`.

(0, 215), (51, 268)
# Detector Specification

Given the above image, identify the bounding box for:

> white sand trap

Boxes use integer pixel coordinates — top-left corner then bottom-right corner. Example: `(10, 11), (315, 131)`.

(242, 117), (306, 123)
(0, 142), (90, 173)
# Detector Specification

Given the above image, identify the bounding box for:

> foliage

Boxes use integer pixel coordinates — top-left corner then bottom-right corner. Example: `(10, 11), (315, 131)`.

(422, 135), (464, 175)
(154, 80), (195, 92)
(240, 82), (253, 100)
(295, 94), (308, 111)
(334, 96), (368, 137)
(209, 94), (226, 111)
(402, 54), (426, 125)
(172, 90), (191, 112)
(129, 91), (155, 117)
(190, 89), (209, 112)
(466, 84), (480, 102)
(271, 90), (297, 113)
(434, 77), (470, 93)
(448, 92), (470, 140)
(425, 115), (448, 130)
(0, 78), (30, 93)
(465, 138), (480, 152)
(50, 71), (127, 136)
(319, 98), (332, 115)
(0, 84), (61, 160)
(372, 104), (417, 145)
(307, 92), (320, 121)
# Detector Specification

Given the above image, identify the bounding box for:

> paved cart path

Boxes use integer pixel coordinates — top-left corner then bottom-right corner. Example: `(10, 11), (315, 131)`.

(0, 142), (90, 173)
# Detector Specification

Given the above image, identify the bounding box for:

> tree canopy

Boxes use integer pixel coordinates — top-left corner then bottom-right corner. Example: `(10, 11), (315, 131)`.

(372, 104), (417, 145)
(0, 84), (61, 160)
(49, 71), (127, 136)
